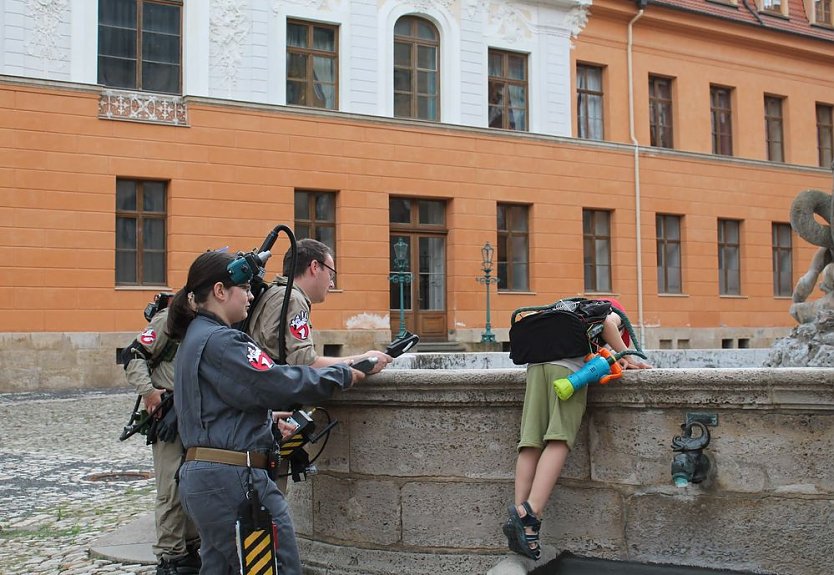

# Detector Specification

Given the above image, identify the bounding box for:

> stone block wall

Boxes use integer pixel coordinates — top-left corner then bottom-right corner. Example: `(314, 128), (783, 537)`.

(288, 367), (834, 575)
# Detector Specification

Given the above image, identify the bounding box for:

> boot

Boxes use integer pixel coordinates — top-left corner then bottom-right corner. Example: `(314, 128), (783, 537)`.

(177, 547), (201, 574)
(155, 558), (179, 575)
(156, 554), (200, 575)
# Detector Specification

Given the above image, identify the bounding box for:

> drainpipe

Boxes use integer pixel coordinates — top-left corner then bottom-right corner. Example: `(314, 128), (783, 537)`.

(740, 0), (765, 25)
(628, 2), (646, 345)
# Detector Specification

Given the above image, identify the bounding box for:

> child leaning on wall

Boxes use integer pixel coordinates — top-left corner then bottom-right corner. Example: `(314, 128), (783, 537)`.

(503, 298), (651, 561)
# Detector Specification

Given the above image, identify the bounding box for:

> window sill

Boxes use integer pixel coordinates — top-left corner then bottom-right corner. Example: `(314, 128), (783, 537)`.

(719, 294), (748, 299)
(497, 291), (536, 296)
(115, 286), (173, 291)
(658, 293), (689, 297)
(759, 9), (789, 20)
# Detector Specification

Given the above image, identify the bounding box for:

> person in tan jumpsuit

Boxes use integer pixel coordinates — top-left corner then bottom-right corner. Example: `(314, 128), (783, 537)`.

(245, 238), (392, 489)
(122, 304), (201, 575)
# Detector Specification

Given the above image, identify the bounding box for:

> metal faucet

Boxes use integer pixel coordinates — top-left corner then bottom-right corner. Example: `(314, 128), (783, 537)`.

(671, 421), (711, 487)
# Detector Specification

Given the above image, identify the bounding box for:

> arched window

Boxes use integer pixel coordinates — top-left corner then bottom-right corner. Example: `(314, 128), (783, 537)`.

(393, 16), (439, 120)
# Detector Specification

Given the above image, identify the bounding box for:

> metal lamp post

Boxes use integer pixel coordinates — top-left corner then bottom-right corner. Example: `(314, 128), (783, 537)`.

(389, 238), (411, 338)
(476, 242), (500, 343)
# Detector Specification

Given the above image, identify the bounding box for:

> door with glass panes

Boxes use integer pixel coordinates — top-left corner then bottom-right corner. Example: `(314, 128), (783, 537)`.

(389, 198), (447, 341)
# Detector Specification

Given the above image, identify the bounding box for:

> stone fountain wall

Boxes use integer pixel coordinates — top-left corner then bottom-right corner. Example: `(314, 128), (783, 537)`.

(288, 366), (834, 575)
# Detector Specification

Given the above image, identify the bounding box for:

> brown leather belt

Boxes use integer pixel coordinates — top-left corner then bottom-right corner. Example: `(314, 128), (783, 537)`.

(185, 447), (268, 469)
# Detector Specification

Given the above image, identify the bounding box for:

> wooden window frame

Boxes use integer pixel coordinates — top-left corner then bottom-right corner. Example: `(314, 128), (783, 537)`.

(816, 0), (833, 25)
(488, 49), (529, 131)
(656, 214), (682, 295)
(97, 0), (183, 94)
(711, 85), (734, 156)
(583, 209), (612, 293)
(718, 218), (742, 296)
(497, 203), (530, 292)
(649, 75), (674, 149)
(817, 103), (834, 168)
(294, 190), (337, 285)
(393, 16), (440, 121)
(115, 179), (167, 286)
(761, 0), (786, 15)
(286, 19), (339, 110)
(764, 95), (785, 162)
(771, 222), (793, 297)
(576, 63), (604, 140)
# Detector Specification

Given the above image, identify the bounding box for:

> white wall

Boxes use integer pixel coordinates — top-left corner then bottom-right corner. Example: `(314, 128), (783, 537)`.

(2, 0), (72, 81)
(0, 0), (589, 137)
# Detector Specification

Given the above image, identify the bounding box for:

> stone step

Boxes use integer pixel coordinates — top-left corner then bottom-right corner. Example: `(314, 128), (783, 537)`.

(412, 341), (468, 353)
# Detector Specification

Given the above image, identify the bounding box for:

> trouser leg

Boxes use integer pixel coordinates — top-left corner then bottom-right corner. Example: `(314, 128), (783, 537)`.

(152, 435), (194, 561)
(177, 461), (242, 575)
(254, 470), (302, 575)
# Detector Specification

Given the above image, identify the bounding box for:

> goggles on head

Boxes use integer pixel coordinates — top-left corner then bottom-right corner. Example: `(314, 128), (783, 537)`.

(227, 250), (272, 285)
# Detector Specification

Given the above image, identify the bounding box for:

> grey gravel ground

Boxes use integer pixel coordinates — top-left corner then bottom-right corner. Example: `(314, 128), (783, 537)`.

(0, 388), (158, 574)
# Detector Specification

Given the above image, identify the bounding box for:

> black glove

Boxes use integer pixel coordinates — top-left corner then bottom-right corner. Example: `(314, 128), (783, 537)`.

(156, 406), (178, 443)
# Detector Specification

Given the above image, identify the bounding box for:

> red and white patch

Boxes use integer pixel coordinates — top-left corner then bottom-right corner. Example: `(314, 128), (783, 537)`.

(289, 311), (312, 341)
(247, 343), (274, 371)
(139, 327), (157, 345)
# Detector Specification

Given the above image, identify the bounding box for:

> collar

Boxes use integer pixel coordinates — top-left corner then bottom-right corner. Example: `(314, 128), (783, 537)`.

(196, 309), (229, 327)
(273, 275), (312, 307)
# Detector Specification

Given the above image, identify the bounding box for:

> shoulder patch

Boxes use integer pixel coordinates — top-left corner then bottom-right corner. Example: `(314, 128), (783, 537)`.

(139, 327), (157, 345)
(289, 311), (312, 341)
(246, 342), (275, 371)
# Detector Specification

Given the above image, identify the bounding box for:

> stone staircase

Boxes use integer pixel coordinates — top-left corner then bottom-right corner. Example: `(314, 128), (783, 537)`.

(411, 341), (468, 353)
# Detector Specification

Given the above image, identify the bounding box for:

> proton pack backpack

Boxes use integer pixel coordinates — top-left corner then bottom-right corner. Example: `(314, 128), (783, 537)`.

(508, 297), (619, 365)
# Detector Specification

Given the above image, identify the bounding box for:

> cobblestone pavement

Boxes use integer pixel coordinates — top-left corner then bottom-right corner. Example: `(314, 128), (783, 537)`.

(0, 388), (158, 575)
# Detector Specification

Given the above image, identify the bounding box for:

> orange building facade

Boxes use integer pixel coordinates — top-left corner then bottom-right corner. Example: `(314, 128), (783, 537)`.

(1, 0), (833, 389)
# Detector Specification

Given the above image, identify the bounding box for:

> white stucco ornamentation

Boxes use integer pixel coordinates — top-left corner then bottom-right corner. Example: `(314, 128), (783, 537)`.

(464, 0), (480, 20)
(210, 0), (250, 94)
(410, 0), (456, 13)
(485, 1), (532, 44)
(25, 0), (69, 73)
(566, 0), (592, 38)
(272, 0), (344, 11)
(98, 90), (188, 126)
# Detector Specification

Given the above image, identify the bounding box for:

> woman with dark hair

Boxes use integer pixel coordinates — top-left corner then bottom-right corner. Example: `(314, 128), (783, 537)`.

(167, 250), (361, 575)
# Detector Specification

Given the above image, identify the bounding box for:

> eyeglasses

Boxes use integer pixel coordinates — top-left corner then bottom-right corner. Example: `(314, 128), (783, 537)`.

(317, 260), (337, 282)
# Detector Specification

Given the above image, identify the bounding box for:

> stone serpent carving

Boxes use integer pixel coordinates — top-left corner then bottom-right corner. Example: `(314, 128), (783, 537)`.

(789, 184), (834, 323)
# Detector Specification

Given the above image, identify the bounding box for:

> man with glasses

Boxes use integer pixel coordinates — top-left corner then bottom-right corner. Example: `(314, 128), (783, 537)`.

(247, 238), (391, 369)
(245, 238), (392, 490)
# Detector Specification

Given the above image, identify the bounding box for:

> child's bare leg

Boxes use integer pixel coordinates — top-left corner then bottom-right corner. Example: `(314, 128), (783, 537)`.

(518, 440), (569, 518)
(514, 446), (541, 505)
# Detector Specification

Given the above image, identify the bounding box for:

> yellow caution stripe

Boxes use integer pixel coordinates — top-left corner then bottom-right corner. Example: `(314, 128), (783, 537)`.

(241, 529), (275, 575)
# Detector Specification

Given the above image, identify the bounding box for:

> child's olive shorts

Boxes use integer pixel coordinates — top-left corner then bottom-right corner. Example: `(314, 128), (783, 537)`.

(518, 363), (588, 451)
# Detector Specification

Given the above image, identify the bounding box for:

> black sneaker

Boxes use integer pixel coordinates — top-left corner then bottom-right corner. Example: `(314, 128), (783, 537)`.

(156, 559), (179, 575)
(157, 555), (200, 575)
(177, 549), (201, 574)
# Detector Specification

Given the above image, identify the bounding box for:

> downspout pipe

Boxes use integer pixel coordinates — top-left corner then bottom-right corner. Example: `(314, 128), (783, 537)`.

(740, 0), (765, 25)
(628, 4), (646, 346)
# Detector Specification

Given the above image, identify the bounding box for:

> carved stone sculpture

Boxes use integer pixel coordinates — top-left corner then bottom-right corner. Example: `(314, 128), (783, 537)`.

(765, 169), (834, 367)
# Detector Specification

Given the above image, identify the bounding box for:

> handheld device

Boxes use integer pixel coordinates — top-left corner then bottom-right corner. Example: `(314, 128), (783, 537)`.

(351, 356), (379, 374)
(385, 331), (420, 358)
(275, 408), (339, 482)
